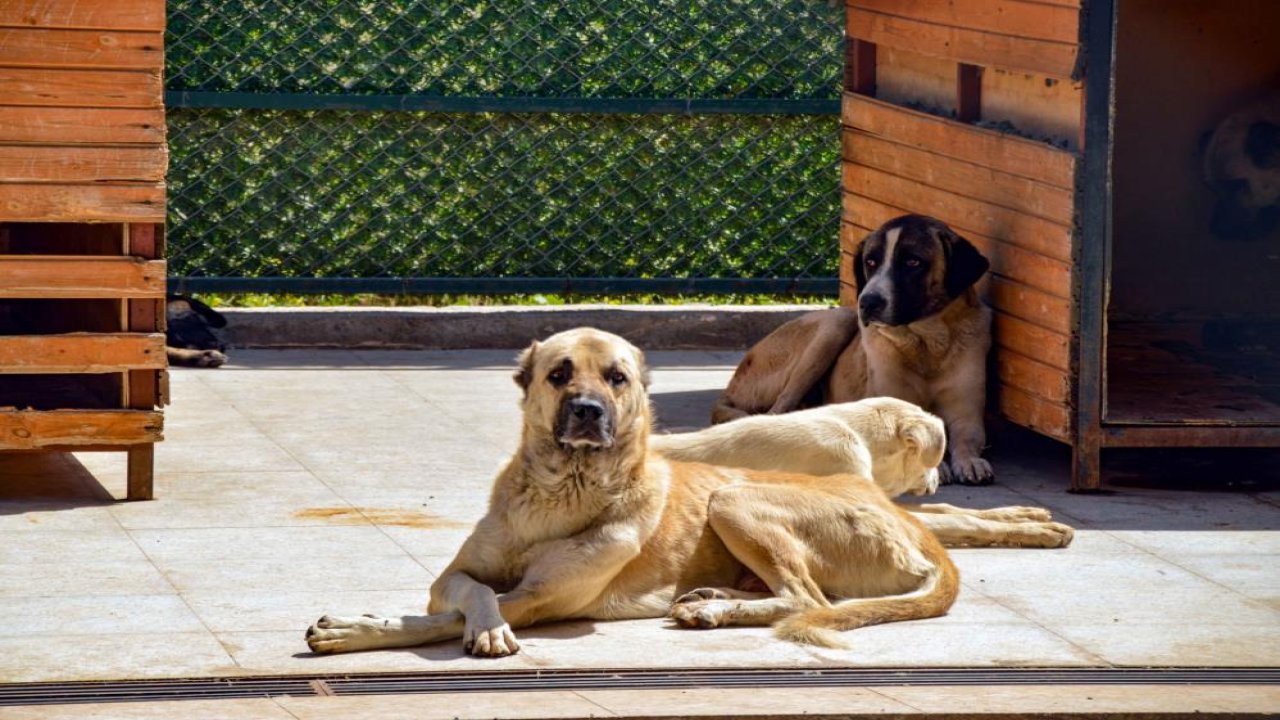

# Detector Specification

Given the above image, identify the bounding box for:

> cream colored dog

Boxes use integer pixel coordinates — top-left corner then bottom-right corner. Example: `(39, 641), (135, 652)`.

(305, 328), (958, 657)
(652, 398), (1073, 549)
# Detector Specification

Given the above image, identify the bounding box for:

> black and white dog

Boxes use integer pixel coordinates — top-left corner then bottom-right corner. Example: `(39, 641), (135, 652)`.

(166, 295), (228, 367)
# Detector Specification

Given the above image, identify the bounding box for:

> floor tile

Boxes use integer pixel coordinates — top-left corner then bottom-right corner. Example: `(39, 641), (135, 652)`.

(217, 630), (541, 676)
(184, 588), (427, 633)
(0, 559), (172, 597)
(279, 690), (614, 720)
(1053, 622), (1280, 666)
(578, 687), (915, 716)
(2, 699), (297, 720)
(0, 594), (203, 637)
(154, 554), (434, 594)
(0, 632), (238, 682)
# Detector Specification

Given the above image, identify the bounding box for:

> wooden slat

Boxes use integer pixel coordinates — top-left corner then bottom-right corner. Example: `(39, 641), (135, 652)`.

(841, 164), (1072, 262)
(0, 256), (165, 298)
(989, 276), (1070, 335)
(996, 349), (1070, 404)
(999, 384), (1071, 441)
(0, 107), (164, 145)
(956, 63), (983, 123)
(0, 28), (163, 69)
(843, 198), (1071, 299)
(0, 333), (165, 373)
(0, 145), (166, 183)
(0, 183), (165, 222)
(843, 94), (1077, 189)
(839, 251), (858, 307)
(0, 409), (162, 449)
(1, 0), (165, 31)
(851, 0), (1080, 45)
(994, 312), (1070, 371)
(848, 8), (1078, 78)
(842, 130), (1075, 225)
(846, 38), (877, 95)
(0, 68), (162, 108)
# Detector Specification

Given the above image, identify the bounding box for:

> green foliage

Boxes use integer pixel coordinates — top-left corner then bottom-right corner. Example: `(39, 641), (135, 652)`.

(165, 0), (845, 289)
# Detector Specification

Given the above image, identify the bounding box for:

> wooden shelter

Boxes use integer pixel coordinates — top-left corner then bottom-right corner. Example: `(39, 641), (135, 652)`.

(0, 0), (168, 499)
(840, 0), (1280, 488)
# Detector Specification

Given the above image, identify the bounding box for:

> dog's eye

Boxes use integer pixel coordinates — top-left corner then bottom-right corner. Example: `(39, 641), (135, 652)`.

(547, 369), (567, 385)
(865, 258), (878, 269)
(606, 370), (627, 386)
(905, 258), (923, 268)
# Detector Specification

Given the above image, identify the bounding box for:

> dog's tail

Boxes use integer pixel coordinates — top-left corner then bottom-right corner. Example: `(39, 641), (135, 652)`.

(772, 555), (959, 649)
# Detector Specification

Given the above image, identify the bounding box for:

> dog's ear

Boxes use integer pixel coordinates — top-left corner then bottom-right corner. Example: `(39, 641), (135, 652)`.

(1246, 120), (1280, 169)
(635, 349), (652, 389)
(942, 227), (990, 296)
(184, 295), (228, 328)
(513, 341), (539, 393)
(900, 415), (947, 470)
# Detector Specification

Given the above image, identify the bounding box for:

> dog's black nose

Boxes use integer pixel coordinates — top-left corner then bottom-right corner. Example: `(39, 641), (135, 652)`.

(569, 397), (605, 422)
(859, 292), (886, 317)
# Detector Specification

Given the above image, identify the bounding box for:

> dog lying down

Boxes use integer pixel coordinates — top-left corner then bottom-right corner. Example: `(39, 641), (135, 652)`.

(651, 398), (1073, 550)
(166, 295), (228, 368)
(307, 328), (960, 656)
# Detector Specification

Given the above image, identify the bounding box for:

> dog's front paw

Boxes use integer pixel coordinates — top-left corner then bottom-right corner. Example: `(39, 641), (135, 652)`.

(305, 614), (383, 654)
(673, 587), (733, 605)
(943, 456), (995, 486)
(1034, 521), (1075, 548)
(464, 621), (520, 657)
(669, 599), (733, 629)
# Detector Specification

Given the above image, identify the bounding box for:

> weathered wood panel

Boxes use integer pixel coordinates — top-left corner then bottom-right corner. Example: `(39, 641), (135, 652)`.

(847, 8), (1078, 78)
(851, 0), (1079, 45)
(0, 68), (162, 108)
(0, 107), (165, 145)
(842, 131), (1074, 225)
(0, 410), (162, 449)
(989, 276), (1071, 335)
(0, 0), (165, 31)
(0, 146), (166, 183)
(999, 385), (1071, 441)
(0, 256), (165, 298)
(0, 183), (165, 222)
(0, 28), (163, 69)
(843, 94), (1076, 190)
(842, 165), (1072, 263)
(0, 333), (165, 373)
(994, 312), (1070, 371)
(997, 350), (1070, 404)
(982, 69), (1083, 151)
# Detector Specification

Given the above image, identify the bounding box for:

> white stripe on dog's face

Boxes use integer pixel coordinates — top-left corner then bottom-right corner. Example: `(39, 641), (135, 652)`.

(862, 225), (900, 320)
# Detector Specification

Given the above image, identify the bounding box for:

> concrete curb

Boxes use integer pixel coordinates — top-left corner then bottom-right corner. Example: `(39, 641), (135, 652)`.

(220, 304), (820, 350)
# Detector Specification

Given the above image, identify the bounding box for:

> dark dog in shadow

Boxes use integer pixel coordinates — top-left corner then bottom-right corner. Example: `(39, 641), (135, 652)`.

(166, 295), (229, 368)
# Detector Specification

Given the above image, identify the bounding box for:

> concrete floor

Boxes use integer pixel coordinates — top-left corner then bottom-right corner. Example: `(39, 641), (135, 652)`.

(1, 349), (1278, 685)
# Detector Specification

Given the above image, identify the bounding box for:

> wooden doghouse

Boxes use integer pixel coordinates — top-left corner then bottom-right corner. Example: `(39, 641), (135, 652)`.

(840, 0), (1280, 488)
(0, 0), (168, 499)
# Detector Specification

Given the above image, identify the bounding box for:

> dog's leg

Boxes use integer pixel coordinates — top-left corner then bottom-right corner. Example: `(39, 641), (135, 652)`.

(768, 326), (852, 415)
(305, 612), (464, 654)
(910, 503), (1053, 523)
(915, 512), (1074, 548)
(934, 388), (994, 486)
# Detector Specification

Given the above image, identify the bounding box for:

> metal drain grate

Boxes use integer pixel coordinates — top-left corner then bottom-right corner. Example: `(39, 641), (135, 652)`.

(2, 667), (1277, 707)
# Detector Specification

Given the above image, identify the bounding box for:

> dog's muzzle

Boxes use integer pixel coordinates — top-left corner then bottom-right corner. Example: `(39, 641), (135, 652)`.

(557, 395), (614, 449)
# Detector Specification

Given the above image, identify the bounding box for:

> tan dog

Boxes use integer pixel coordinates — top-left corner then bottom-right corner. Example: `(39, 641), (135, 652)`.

(305, 328), (958, 656)
(652, 398), (1073, 549)
(712, 215), (994, 486)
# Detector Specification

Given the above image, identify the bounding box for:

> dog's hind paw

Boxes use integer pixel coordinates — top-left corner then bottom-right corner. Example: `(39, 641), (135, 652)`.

(305, 614), (383, 654)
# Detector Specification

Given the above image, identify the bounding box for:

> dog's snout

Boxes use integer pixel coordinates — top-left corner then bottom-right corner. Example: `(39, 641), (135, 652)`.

(859, 292), (887, 317)
(569, 397), (605, 422)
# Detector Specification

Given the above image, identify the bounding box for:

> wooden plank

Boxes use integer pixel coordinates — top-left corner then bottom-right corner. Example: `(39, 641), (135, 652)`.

(0, 183), (165, 222)
(989, 276), (1071, 335)
(0, 256), (165, 298)
(850, 0), (1080, 45)
(846, 39), (877, 95)
(841, 130), (1075, 225)
(999, 384), (1071, 441)
(841, 164), (1073, 263)
(0, 68), (162, 108)
(843, 94), (1077, 189)
(1102, 425), (1280, 448)
(0, 28), (163, 69)
(0, 145), (167, 183)
(0, 107), (164, 145)
(848, 8), (1078, 78)
(839, 251), (858, 307)
(956, 63), (983, 122)
(0, 409), (162, 449)
(982, 68), (1083, 152)
(996, 349), (1070, 403)
(127, 443), (154, 500)
(0, 333), (165, 373)
(1, 0), (165, 31)
(843, 197), (1070, 298)
(994, 312), (1070, 371)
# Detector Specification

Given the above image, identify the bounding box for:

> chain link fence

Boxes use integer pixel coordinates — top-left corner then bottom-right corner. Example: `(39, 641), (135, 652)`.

(165, 0), (845, 295)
